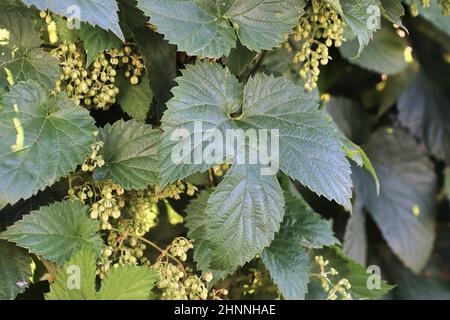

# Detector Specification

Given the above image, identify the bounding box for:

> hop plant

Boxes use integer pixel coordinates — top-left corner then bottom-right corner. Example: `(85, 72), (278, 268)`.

(168, 238), (193, 262)
(287, 0), (345, 91)
(128, 190), (160, 237)
(88, 181), (125, 230)
(313, 256), (352, 300)
(411, 0), (450, 16)
(438, 0), (450, 15)
(153, 238), (209, 300)
(81, 141), (105, 172)
(52, 42), (146, 110)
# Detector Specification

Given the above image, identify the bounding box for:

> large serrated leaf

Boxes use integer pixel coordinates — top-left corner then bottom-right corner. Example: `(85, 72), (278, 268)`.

(21, 0), (124, 41)
(97, 265), (158, 300)
(204, 164), (285, 272)
(160, 61), (353, 208)
(354, 128), (437, 273)
(94, 120), (160, 190)
(136, 0), (304, 58)
(0, 240), (32, 300)
(262, 245), (310, 300)
(1, 200), (103, 265)
(45, 247), (158, 300)
(44, 245), (97, 300)
(261, 179), (338, 300)
(0, 81), (97, 205)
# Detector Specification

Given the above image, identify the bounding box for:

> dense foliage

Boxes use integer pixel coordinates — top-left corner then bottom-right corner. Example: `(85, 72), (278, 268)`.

(0, 0), (449, 300)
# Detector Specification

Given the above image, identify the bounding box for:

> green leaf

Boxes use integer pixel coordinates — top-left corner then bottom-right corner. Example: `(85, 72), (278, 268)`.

(97, 266), (158, 300)
(317, 246), (393, 299)
(95, 120), (160, 190)
(0, 240), (32, 300)
(261, 179), (338, 300)
(262, 245), (310, 300)
(45, 246), (97, 300)
(1, 200), (103, 265)
(377, 63), (419, 118)
(136, 0), (304, 57)
(445, 167), (450, 203)
(134, 27), (177, 115)
(53, 15), (80, 43)
(160, 61), (353, 209)
(223, 41), (257, 77)
(343, 199), (367, 265)
(118, 0), (148, 38)
(325, 97), (379, 194)
(280, 179), (339, 249)
(46, 247), (158, 300)
(185, 189), (229, 281)
(387, 258), (450, 299)
(204, 165), (284, 272)
(398, 71), (450, 163)
(407, 0), (450, 37)
(21, 0), (125, 41)
(0, 80), (97, 205)
(340, 0), (382, 57)
(80, 23), (122, 66)
(325, 96), (370, 143)
(380, 0), (406, 28)
(0, 11), (40, 49)
(354, 128), (437, 273)
(0, 47), (60, 90)
(117, 74), (153, 121)
(341, 25), (409, 75)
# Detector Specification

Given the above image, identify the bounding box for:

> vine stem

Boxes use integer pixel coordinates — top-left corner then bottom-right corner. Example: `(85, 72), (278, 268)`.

(136, 236), (186, 272)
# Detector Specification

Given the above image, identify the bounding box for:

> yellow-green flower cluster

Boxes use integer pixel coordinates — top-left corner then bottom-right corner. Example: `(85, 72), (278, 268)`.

(289, 0), (345, 91)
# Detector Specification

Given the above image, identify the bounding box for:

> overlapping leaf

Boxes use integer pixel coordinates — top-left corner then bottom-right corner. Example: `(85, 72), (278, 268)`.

(343, 199), (367, 265)
(45, 247), (158, 300)
(204, 164), (285, 271)
(1, 200), (103, 265)
(261, 180), (338, 300)
(353, 128), (437, 273)
(95, 120), (160, 190)
(0, 81), (97, 205)
(136, 0), (304, 57)
(0, 240), (32, 300)
(341, 25), (409, 75)
(380, 0), (406, 28)
(398, 72), (450, 163)
(0, 12), (59, 89)
(160, 62), (353, 208)
(134, 27), (177, 115)
(21, 0), (125, 41)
